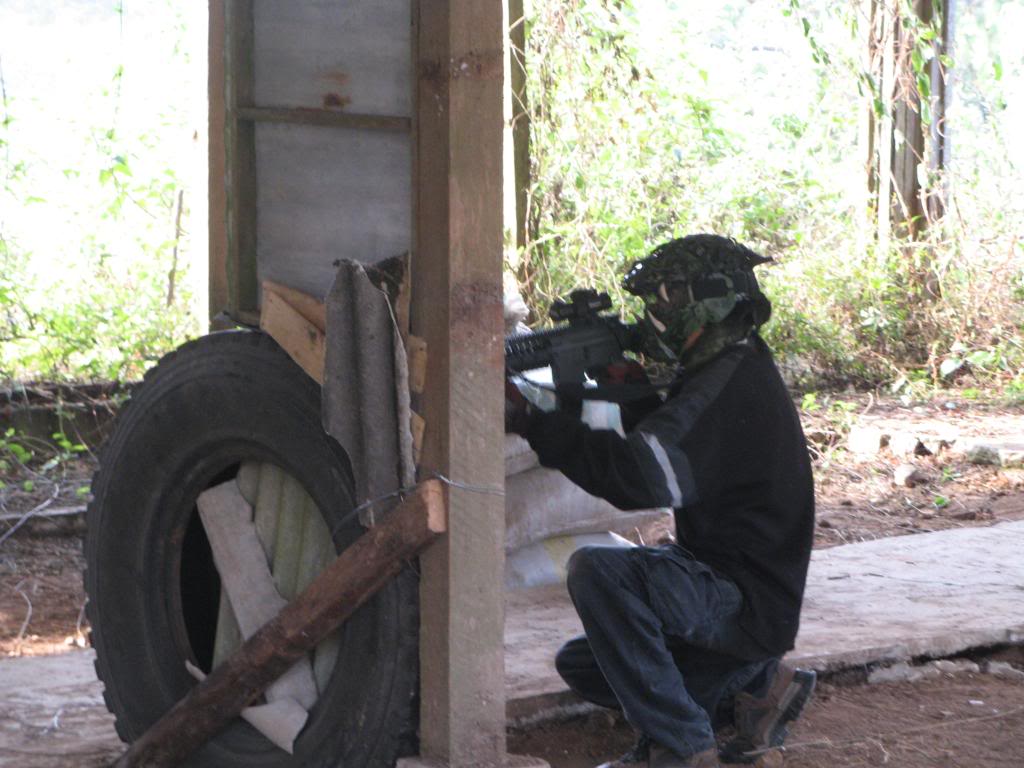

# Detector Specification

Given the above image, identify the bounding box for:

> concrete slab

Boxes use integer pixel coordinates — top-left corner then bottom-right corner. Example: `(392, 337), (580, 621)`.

(0, 650), (121, 767)
(503, 520), (1024, 724)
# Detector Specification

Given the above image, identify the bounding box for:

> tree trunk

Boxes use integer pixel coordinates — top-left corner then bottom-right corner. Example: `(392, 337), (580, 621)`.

(867, 0), (952, 258)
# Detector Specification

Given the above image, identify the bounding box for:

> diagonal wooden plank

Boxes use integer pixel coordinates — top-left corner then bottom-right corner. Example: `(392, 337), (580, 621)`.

(262, 280), (327, 333)
(260, 289), (326, 384)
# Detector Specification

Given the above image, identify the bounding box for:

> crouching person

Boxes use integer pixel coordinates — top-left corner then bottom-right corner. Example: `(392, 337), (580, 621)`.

(506, 235), (816, 767)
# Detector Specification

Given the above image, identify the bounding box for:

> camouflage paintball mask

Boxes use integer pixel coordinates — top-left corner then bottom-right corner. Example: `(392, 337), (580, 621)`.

(622, 234), (772, 363)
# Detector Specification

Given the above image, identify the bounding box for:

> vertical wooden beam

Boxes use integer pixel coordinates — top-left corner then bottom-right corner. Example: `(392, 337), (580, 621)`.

(224, 0), (259, 316)
(411, 1), (507, 766)
(208, 0), (229, 323)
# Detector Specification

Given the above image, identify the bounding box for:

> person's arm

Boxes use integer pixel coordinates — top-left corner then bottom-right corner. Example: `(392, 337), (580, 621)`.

(522, 408), (694, 511)
(512, 345), (749, 511)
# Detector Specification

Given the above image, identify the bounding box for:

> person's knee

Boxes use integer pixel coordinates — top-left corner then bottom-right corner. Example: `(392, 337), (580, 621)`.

(554, 636), (590, 679)
(566, 545), (625, 591)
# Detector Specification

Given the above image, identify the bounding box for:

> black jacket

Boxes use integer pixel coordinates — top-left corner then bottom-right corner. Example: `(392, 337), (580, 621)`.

(523, 335), (815, 657)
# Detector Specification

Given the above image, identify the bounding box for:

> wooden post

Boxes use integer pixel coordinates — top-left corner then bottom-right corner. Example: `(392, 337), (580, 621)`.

(410, 1), (509, 766)
(224, 0), (259, 318)
(208, 0), (229, 324)
(113, 481), (446, 768)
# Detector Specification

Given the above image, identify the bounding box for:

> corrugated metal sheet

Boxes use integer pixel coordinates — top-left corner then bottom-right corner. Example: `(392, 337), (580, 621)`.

(212, 461), (339, 694)
(322, 260), (415, 522)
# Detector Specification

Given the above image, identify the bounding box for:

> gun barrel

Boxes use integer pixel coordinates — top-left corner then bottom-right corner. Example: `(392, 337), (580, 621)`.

(505, 319), (641, 381)
(504, 325), (562, 374)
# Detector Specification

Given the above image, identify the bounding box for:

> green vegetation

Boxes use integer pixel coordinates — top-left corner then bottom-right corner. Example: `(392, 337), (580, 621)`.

(0, 426), (88, 496)
(0, 2), (201, 384)
(516, 0), (1024, 395)
(2, 2), (1022, 397)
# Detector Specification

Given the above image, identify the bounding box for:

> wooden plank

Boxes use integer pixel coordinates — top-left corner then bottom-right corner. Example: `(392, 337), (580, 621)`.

(208, 0), (229, 322)
(262, 280), (326, 332)
(412, 2), (508, 765)
(224, 0), (259, 315)
(236, 106), (411, 133)
(113, 480), (446, 768)
(260, 289), (326, 384)
(407, 335), (428, 394)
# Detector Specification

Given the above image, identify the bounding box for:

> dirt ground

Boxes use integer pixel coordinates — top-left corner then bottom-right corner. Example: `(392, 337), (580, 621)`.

(509, 665), (1024, 767)
(2, 394), (1024, 765)
(0, 456), (91, 657)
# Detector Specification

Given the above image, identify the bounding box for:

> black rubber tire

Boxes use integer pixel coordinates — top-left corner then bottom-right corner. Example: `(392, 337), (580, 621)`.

(84, 330), (419, 767)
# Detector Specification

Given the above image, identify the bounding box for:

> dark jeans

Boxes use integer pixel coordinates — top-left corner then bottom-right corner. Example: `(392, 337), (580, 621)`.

(557, 544), (777, 759)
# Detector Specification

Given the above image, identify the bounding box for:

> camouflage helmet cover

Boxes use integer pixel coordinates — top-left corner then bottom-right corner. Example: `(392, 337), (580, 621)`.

(622, 234), (771, 362)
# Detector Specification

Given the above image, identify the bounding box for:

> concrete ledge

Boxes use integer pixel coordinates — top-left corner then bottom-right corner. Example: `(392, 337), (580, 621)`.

(504, 521), (1024, 724)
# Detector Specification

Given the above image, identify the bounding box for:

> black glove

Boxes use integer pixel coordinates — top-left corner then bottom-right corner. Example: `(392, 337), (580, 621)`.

(505, 379), (532, 436)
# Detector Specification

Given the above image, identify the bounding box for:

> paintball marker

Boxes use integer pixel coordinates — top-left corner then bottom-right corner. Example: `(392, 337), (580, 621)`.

(505, 290), (643, 390)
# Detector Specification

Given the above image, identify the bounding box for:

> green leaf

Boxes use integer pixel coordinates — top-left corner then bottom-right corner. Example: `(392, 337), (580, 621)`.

(911, 47), (924, 74)
(993, 58), (1003, 81)
(22, 479), (35, 492)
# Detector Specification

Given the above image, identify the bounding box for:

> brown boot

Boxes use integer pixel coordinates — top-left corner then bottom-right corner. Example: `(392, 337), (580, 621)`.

(649, 743), (720, 767)
(719, 663), (815, 764)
